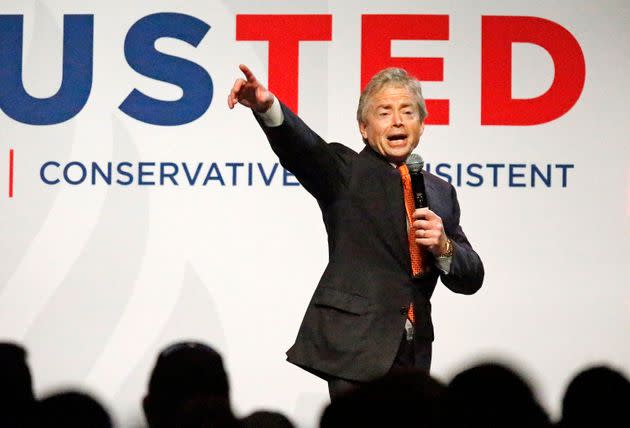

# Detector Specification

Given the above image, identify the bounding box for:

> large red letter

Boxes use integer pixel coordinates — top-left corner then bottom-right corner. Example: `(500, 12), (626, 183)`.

(482, 16), (586, 125)
(236, 15), (332, 113)
(361, 15), (449, 125)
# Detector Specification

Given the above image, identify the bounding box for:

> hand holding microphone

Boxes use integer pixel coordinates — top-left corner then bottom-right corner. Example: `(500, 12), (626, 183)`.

(406, 154), (451, 257)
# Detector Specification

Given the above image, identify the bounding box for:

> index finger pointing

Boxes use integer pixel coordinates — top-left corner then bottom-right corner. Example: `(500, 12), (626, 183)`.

(239, 64), (258, 84)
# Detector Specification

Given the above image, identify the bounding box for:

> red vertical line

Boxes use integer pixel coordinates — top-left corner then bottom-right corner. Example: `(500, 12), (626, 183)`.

(9, 149), (14, 198)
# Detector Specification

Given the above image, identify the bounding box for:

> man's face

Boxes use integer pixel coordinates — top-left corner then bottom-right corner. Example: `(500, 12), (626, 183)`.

(359, 85), (424, 163)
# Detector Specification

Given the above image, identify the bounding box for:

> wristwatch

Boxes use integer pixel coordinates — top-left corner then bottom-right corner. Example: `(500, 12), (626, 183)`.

(438, 237), (454, 258)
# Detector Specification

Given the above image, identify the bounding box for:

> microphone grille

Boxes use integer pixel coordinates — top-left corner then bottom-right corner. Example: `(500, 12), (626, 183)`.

(406, 153), (424, 173)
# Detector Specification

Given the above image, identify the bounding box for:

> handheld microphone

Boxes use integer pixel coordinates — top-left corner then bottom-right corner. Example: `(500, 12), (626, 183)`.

(406, 153), (428, 209)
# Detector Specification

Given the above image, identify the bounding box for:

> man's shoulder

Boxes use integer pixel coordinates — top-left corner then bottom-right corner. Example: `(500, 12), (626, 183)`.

(328, 142), (357, 154)
(327, 142), (359, 164)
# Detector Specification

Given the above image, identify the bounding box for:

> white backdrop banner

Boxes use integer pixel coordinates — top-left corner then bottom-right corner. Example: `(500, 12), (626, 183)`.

(0, 1), (628, 427)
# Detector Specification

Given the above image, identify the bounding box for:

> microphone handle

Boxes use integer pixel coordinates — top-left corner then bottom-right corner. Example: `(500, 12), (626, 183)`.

(409, 172), (429, 209)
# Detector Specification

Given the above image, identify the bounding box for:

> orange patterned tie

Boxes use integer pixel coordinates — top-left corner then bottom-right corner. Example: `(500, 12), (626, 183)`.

(398, 163), (426, 324)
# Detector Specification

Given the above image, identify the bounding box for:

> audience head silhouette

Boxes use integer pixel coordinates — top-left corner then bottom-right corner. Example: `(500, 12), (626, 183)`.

(0, 342), (36, 427)
(37, 391), (112, 428)
(559, 365), (630, 428)
(241, 410), (296, 428)
(320, 369), (446, 427)
(447, 362), (550, 428)
(143, 341), (235, 428)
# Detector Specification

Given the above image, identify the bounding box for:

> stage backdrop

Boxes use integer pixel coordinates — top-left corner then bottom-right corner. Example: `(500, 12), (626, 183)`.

(1, 0), (628, 426)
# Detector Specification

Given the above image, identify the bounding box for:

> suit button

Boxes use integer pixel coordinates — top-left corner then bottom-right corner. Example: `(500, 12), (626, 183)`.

(400, 306), (408, 315)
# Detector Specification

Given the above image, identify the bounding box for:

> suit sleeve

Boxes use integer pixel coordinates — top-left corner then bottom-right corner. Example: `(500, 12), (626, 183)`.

(254, 101), (352, 203)
(439, 185), (485, 295)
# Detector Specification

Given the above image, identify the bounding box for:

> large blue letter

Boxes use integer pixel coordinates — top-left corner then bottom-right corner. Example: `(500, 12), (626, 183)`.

(120, 13), (212, 126)
(0, 15), (93, 125)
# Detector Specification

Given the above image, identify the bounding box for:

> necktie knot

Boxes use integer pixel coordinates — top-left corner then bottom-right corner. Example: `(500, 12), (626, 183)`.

(397, 163), (410, 179)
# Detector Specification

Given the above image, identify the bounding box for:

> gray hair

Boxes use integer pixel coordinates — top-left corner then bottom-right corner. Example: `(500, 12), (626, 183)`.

(356, 68), (428, 124)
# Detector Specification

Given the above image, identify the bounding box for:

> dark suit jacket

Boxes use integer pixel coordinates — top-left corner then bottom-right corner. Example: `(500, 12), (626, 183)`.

(256, 102), (484, 382)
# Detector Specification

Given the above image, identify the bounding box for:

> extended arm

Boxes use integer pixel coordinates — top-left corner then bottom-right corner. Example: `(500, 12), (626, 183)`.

(228, 65), (350, 202)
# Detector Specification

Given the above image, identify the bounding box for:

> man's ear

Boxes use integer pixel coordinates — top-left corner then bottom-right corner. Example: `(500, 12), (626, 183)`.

(359, 121), (368, 140)
(419, 121), (425, 137)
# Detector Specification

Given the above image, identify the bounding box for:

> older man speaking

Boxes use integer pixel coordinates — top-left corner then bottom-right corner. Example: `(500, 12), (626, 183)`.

(228, 64), (484, 398)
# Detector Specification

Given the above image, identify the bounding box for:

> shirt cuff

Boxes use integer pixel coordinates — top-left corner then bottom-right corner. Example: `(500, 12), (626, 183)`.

(255, 95), (284, 127)
(435, 256), (452, 274)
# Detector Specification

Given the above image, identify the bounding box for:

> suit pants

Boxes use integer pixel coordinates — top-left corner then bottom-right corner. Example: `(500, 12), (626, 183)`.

(327, 330), (432, 400)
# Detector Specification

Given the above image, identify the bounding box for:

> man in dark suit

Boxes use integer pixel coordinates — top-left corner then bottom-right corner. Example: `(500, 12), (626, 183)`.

(228, 65), (484, 398)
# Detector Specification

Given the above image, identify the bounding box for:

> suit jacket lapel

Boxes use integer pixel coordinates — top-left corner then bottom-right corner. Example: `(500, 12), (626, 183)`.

(355, 147), (410, 272)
